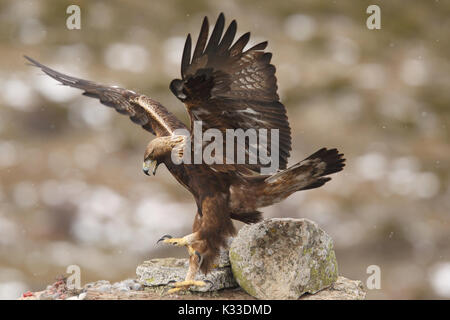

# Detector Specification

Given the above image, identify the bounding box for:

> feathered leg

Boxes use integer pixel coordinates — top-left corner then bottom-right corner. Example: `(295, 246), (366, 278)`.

(159, 192), (235, 294)
(159, 213), (208, 294)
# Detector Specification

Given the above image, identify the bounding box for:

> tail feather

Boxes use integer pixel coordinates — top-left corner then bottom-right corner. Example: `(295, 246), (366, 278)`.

(299, 177), (331, 191)
(304, 147), (345, 176)
(260, 148), (345, 206)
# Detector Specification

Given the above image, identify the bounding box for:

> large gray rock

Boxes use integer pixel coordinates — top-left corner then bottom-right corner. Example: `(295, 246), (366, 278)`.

(136, 258), (237, 292)
(229, 218), (338, 299)
(301, 276), (366, 300)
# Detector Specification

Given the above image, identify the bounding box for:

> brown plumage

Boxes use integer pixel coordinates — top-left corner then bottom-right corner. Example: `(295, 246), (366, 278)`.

(25, 13), (345, 293)
(171, 13), (291, 174)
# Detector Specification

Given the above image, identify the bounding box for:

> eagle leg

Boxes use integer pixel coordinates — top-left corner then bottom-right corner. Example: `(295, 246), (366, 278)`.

(157, 232), (208, 294)
(157, 233), (202, 264)
(157, 232), (196, 247)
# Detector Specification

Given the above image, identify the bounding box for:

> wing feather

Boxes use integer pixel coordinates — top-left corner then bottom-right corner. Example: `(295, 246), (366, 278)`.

(192, 17), (209, 62)
(181, 34), (192, 78)
(170, 14), (292, 174)
(25, 55), (186, 137)
(246, 41), (268, 52)
(204, 13), (225, 55)
(229, 32), (250, 56)
(217, 20), (237, 54)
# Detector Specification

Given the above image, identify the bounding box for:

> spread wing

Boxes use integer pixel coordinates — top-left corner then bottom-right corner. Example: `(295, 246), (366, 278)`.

(170, 13), (291, 174)
(25, 55), (186, 137)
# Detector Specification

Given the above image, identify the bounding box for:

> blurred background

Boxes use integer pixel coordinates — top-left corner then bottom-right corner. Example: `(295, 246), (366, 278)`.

(0, 0), (449, 299)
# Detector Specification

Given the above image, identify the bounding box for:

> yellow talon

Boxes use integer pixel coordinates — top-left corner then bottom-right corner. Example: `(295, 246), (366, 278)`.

(167, 287), (184, 294)
(162, 237), (188, 246)
(173, 280), (206, 287)
(157, 233), (197, 249)
(167, 280), (207, 294)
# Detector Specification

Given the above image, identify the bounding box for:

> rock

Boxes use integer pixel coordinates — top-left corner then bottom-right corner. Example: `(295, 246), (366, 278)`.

(136, 257), (237, 292)
(78, 292), (87, 300)
(229, 218), (338, 299)
(38, 292), (59, 300)
(97, 284), (112, 292)
(215, 238), (233, 267)
(131, 282), (142, 291)
(120, 279), (143, 291)
(301, 276), (366, 300)
(20, 219), (364, 300)
(20, 275), (365, 300)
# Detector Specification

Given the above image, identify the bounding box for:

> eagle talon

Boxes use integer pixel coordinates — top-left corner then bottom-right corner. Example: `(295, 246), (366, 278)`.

(204, 279), (213, 286)
(195, 251), (204, 267)
(159, 235), (190, 247)
(167, 287), (184, 294)
(166, 280), (208, 294)
(156, 234), (173, 244)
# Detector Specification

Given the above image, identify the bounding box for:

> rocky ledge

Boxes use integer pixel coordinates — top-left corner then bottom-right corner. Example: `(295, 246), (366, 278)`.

(136, 258), (237, 292)
(20, 218), (366, 300)
(19, 275), (365, 300)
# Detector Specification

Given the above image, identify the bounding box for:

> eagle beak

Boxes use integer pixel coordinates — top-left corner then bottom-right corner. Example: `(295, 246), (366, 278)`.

(143, 159), (158, 176)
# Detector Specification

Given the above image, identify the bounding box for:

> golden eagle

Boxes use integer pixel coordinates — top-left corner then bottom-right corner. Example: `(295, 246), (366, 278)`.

(25, 13), (345, 293)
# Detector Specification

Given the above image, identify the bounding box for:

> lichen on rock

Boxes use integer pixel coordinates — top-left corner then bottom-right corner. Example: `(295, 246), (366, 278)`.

(136, 257), (237, 292)
(229, 218), (339, 299)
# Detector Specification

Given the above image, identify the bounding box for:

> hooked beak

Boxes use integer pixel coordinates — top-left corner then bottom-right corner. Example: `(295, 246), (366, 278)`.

(143, 159), (158, 176)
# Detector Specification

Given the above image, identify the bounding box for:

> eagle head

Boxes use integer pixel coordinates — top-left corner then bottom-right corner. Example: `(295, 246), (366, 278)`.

(143, 136), (185, 176)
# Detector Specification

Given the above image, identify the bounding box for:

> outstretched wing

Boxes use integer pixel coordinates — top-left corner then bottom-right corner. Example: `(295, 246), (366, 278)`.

(25, 56), (186, 137)
(170, 13), (291, 174)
